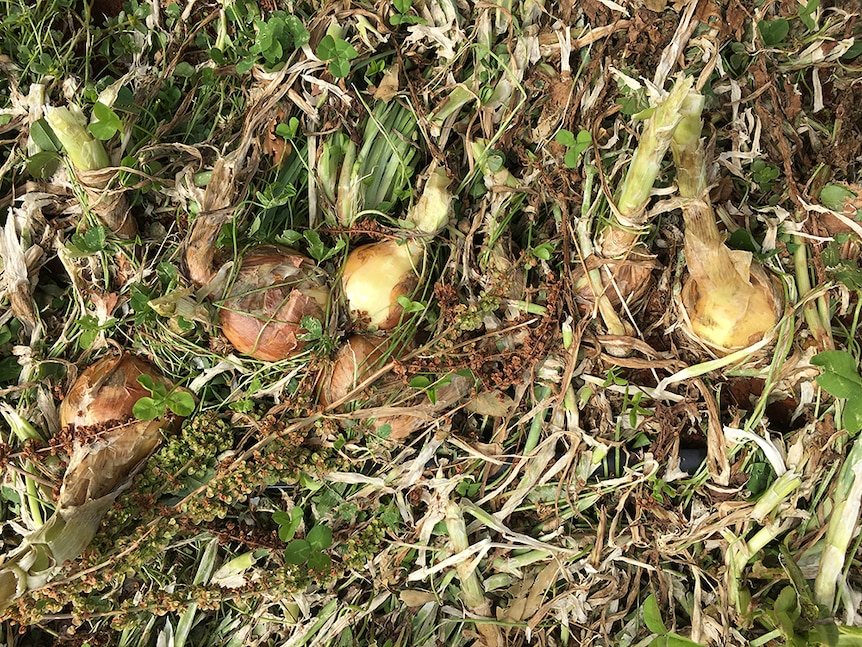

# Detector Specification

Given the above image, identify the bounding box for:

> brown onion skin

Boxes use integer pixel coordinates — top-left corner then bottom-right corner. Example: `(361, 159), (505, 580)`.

(219, 246), (329, 362)
(60, 355), (177, 430)
(318, 334), (389, 408)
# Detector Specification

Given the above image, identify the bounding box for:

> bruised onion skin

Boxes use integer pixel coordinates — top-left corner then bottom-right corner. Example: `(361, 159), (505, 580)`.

(60, 354), (176, 429)
(573, 255), (656, 314)
(318, 334), (389, 408)
(219, 246), (329, 362)
(341, 240), (421, 331)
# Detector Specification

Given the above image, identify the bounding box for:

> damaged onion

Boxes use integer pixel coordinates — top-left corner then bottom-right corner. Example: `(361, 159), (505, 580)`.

(60, 354), (178, 429)
(318, 334), (390, 408)
(219, 246), (329, 361)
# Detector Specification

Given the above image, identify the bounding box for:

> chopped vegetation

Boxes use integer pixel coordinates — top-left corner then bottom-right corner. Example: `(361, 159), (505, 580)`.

(0, 0), (861, 645)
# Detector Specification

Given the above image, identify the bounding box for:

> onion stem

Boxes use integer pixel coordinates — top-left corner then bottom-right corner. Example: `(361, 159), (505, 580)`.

(45, 105), (135, 238)
(793, 235), (833, 349)
(599, 75), (693, 258)
(577, 165), (628, 336)
(814, 434), (862, 610)
(445, 501), (503, 647)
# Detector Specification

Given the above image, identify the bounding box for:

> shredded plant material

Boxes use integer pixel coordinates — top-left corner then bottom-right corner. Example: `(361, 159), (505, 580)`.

(0, 0), (861, 645)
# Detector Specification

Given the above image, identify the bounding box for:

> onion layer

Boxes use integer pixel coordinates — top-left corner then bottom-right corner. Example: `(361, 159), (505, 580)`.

(219, 246), (329, 361)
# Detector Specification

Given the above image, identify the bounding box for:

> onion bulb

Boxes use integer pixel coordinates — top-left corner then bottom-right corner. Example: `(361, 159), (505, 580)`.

(60, 354), (177, 429)
(318, 334), (390, 408)
(0, 354), (185, 609)
(342, 239), (422, 330)
(670, 85), (782, 353)
(219, 245), (329, 361)
(678, 203), (782, 353)
(573, 256), (655, 314)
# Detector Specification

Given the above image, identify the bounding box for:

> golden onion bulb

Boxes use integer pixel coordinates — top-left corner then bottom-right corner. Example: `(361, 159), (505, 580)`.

(60, 354), (177, 429)
(679, 249), (782, 353)
(677, 204), (783, 354)
(341, 240), (422, 330)
(219, 246), (330, 362)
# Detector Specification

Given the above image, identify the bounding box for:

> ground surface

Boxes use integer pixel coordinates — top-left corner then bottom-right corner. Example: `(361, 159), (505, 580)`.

(0, 0), (861, 645)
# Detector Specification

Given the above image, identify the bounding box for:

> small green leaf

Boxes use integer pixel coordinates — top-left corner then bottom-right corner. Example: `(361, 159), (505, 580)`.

(133, 397), (163, 421)
(284, 539), (311, 565)
(820, 183), (856, 211)
(27, 151), (61, 179)
(555, 129), (576, 148)
(643, 594), (668, 635)
(275, 508), (304, 542)
(816, 373), (862, 400)
(811, 350), (861, 380)
(307, 524), (333, 551)
(396, 296), (424, 313)
(317, 35), (338, 61)
(30, 118), (61, 152)
(174, 61), (195, 77)
(758, 18), (790, 47)
(409, 376), (432, 390)
(774, 585), (799, 614)
(83, 226), (107, 252)
(166, 390), (195, 417)
(236, 57), (254, 75)
(333, 39), (358, 61)
(842, 39), (862, 60)
(844, 398), (862, 435)
(307, 551), (332, 572)
(797, 0), (819, 31)
(564, 148), (578, 169)
(89, 102), (122, 140)
(328, 58), (351, 79)
(284, 15), (309, 48)
(665, 635), (708, 647)
(727, 228), (761, 254)
(137, 374), (158, 393)
(298, 315), (323, 341)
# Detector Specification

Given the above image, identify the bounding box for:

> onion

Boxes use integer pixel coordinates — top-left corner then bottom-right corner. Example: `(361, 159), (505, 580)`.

(318, 334), (390, 408)
(341, 239), (422, 330)
(0, 354), (186, 609)
(60, 354), (177, 429)
(678, 207), (782, 353)
(573, 256), (655, 314)
(218, 245), (329, 361)
(669, 85), (783, 354)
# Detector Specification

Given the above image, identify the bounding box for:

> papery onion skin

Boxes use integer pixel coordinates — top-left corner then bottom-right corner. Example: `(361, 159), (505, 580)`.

(60, 355), (176, 429)
(341, 240), (421, 331)
(318, 334), (389, 408)
(573, 256), (655, 314)
(219, 245), (329, 362)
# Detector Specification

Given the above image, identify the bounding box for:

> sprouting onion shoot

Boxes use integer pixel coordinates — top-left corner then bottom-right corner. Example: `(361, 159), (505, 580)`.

(598, 75), (693, 259)
(44, 105), (136, 238)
